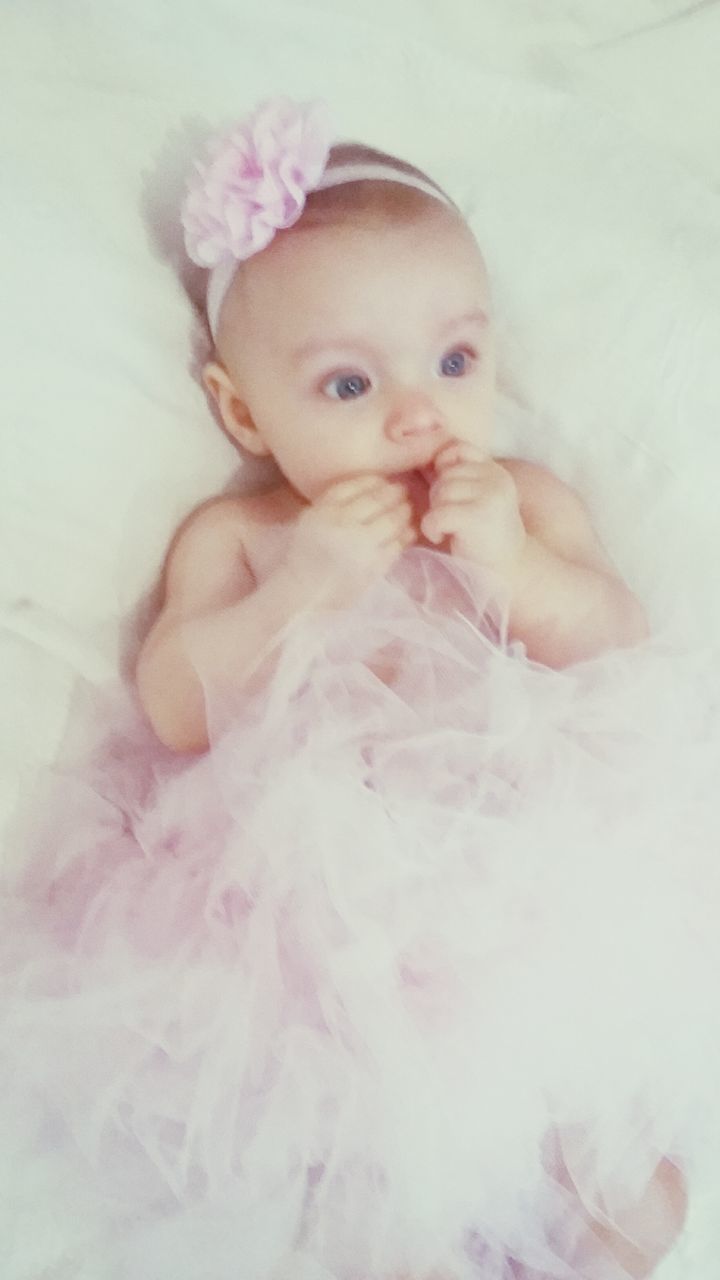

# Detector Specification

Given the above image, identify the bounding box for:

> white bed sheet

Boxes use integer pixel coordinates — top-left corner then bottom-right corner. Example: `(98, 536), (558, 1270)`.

(2, 3), (720, 1272)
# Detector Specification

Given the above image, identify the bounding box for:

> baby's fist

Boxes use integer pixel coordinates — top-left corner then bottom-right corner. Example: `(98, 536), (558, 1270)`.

(422, 441), (526, 571)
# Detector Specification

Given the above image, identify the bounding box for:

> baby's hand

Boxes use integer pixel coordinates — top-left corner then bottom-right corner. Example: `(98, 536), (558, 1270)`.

(421, 440), (526, 574)
(284, 474), (416, 607)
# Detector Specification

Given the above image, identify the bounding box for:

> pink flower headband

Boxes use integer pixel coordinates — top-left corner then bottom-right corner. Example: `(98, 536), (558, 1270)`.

(181, 97), (454, 339)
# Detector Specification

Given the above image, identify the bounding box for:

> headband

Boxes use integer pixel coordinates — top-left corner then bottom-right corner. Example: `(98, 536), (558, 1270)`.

(180, 97), (454, 340)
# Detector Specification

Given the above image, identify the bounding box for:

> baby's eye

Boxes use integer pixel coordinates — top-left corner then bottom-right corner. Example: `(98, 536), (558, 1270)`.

(323, 372), (371, 401)
(439, 348), (476, 378)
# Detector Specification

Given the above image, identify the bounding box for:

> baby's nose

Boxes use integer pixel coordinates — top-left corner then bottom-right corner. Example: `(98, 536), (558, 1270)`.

(384, 390), (444, 442)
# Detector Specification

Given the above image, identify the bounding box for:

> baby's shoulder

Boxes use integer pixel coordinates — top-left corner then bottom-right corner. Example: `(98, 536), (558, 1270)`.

(498, 457), (613, 570)
(167, 484), (292, 559)
(166, 493), (252, 564)
(156, 495), (256, 615)
(498, 457), (585, 526)
(159, 484), (297, 611)
(498, 456), (570, 503)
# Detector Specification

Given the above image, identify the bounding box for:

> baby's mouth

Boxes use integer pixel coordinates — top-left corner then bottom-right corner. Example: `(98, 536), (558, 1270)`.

(392, 465), (436, 536)
(392, 464), (436, 487)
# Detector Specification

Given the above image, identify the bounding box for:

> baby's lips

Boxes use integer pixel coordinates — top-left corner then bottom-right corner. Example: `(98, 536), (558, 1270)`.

(387, 464), (436, 486)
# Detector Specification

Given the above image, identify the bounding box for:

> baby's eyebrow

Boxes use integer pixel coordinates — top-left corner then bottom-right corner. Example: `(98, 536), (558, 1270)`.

(292, 309), (489, 364)
(440, 308), (489, 333)
(292, 336), (377, 363)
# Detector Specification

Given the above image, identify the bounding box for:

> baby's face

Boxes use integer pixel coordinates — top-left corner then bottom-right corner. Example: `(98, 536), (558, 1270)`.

(215, 205), (495, 501)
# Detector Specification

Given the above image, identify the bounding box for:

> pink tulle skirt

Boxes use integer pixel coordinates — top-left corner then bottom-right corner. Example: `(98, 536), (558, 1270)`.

(2, 549), (719, 1279)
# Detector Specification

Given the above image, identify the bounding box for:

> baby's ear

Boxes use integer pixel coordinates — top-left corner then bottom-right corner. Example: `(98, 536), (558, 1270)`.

(201, 361), (271, 457)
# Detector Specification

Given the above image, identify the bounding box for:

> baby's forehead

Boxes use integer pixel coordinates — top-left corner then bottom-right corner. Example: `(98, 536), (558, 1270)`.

(255, 208), (485, 293)
(220, 209), (487, 355)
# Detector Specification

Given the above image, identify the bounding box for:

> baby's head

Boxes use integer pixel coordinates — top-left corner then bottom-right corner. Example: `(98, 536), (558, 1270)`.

(183, 100), (494, 501)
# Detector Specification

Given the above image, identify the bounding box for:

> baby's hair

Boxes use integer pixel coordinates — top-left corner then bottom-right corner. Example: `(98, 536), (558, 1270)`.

(301, 141), (459, 224)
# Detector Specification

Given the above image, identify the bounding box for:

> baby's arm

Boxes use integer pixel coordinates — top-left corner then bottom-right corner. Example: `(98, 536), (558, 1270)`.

(423, 446), (647, 667)
(136, 500), (309, 754)
(137, 475), (414, 753)
(503, 460), (649, 667)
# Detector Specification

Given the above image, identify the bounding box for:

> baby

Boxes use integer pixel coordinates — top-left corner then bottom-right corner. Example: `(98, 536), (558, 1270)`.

(137, 99), (647, 758)
(136, 98), (684, 1277)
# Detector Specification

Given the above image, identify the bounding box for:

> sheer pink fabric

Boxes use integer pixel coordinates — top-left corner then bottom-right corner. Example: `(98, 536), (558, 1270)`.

(2, 548), (717, 1278)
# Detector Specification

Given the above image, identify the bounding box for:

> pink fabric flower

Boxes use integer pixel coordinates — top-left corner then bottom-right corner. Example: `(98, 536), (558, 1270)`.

(181, 97), (333, 268)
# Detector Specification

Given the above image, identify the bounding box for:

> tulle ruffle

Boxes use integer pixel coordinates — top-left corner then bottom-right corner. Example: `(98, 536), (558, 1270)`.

(2, 548), (719, 1279)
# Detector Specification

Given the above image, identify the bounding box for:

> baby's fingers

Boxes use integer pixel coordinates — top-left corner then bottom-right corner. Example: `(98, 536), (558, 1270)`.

(421, 505), (453, 545)
(433, 439), (489, 472)
(320, 474), (401, 507)
(430, 476), (484, 504)
(350, 490), (412, 526)
(375, 501), (416, 545)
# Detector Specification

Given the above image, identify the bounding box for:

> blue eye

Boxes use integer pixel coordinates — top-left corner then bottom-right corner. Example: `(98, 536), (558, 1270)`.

(324, 373), (371, 401)
(440, 348), (474, 377)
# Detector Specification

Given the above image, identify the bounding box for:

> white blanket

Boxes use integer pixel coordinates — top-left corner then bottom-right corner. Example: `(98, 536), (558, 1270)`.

(2, 2), (720, 1273)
